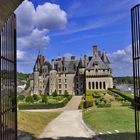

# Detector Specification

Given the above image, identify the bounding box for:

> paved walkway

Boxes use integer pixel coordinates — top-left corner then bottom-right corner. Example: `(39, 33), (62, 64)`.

(38, 96), (97, 140)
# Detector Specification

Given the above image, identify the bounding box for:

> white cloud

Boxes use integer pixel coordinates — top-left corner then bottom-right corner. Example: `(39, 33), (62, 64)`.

(16, 0), (35, 37)
(17, 28), (50, 50)
(16, 0), (67, 37)
(113, 50), (126, 55)
(108, 45), (133, 76)
(35, 3), (67, 30)
(17, 50), (25, 59)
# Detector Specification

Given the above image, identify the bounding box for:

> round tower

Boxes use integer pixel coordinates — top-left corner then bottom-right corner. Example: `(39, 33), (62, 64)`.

(49, 70), (57, 95)
(33, 63), (39, 94)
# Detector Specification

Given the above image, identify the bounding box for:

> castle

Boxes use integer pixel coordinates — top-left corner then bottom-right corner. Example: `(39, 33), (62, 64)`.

(30, 45), (113, 95)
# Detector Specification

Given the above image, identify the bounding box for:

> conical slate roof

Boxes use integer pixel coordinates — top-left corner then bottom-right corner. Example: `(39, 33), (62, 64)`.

(101, 52), (110, 64)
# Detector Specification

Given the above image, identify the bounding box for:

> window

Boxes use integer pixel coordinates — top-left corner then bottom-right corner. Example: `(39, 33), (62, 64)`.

(103, 82), (106, 89)
(65, 84), (67, 88)
(59, 84), (61, 89)
(96, 82), (98, 89)
(58, 79), (61, 83)
(59, 74), (61, 77)
(59, 90), (62, 94)
(65, 79), (67, 83)
(96, 69), (98, 72)
(100, 82), (102, 89)
(89, 82), (91, 89)
(92, 82), (94, 89)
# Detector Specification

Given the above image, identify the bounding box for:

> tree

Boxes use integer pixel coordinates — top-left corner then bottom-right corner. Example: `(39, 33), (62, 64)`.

(42, 95), (48, 104)
(17, 94), (25, 101)
(25, 95), (34, 103)
(32, 94), (40, 101)
(52, 90), (58, 97)
(64, 90), (69, 97)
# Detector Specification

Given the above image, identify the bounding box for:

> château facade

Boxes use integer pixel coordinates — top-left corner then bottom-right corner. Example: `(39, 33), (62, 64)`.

(30, 45), (113, 95)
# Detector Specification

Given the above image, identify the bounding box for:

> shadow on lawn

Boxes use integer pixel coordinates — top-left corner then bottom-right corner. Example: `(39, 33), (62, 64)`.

(98, 132), (135, 140)
(18, 130), (136, 140)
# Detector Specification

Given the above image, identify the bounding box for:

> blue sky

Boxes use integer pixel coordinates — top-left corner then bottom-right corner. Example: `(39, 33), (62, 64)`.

(16, 0), (140, 76)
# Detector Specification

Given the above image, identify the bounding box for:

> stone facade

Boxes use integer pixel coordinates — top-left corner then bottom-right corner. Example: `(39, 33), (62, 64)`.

(31, 45), (113, 95)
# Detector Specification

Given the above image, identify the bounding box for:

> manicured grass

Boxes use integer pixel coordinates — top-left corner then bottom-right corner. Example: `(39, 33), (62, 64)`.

(18, 111), (60, 137)
(83, 107), (135, 140)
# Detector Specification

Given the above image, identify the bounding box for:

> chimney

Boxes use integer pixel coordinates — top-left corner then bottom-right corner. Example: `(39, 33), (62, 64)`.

(98, 51), (101, 58)
(93, 45), (97, 54)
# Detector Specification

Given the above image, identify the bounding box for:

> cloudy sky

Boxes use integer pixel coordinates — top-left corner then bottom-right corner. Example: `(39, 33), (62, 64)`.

(16, 0), (139, 76)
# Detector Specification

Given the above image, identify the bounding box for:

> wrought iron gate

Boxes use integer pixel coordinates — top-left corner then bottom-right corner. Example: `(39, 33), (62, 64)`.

(131, 4), (140, 140)
(0, 14), (17, 140)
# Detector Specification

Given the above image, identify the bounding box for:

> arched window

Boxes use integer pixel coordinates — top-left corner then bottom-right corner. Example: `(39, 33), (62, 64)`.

(92, 82), (94, 89)
(96, 82), (98, 89)
(100, 82), (102, 89)
(89, 82), (91, 89)
(103, 82), (106, 89)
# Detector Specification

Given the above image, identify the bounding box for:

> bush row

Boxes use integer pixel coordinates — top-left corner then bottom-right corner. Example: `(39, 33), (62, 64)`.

(108, 89), (134, 105)
(95, 97), (111, 108)
(18, 95), (72, 110)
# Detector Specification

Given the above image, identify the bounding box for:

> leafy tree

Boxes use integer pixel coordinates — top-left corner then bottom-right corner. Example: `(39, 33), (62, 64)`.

(52, 90), (58, 97)
(42, 95), (48, 104)
(17, 94), (25, 101)
(17, 72), (29, 82)
(25, 95), (34, 103)
(32, 94), (40, 101)
(64, 90), (69, 97)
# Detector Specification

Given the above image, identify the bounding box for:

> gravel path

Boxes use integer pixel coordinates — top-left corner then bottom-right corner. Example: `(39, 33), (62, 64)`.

(38, 96), (96, 140)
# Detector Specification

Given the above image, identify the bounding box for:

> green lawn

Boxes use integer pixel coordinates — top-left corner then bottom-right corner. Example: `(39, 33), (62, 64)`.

(83, 107), (135, 140)
(18, 111), (60, 137)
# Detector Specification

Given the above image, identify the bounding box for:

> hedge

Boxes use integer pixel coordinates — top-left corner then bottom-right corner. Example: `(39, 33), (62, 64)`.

(108, 89), (134, 105)
(84, 95), (94, 108)
(121, 100), (132, 106)
(97, 102), (111, 108)
(18, 95), (72, 110)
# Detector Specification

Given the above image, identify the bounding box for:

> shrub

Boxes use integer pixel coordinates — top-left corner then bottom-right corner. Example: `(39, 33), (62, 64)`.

(121, 100), (131, 106)
(42, 95), (48, 104)
(54, 96), (64, 101)
(32, 94), (40, 101)
(52, 90), (58, 97)
(92, 92), (101, 98)
(17, 94), (25, 101)
(109, 89), (134, 105)
(95, 98), (104, 105)
(78, 100), (84, 109)
(25, 95), (34, 103)
(97, 102), (111, 108)
(115, 96), (124, 101)
(64, 90), (69, 97)
(84, 95), (93, 108)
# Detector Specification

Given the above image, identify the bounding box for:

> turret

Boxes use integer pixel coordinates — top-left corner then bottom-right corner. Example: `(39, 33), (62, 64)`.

(33, 70), (39, 94)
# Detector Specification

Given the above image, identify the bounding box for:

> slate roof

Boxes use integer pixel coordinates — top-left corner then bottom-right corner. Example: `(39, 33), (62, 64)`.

(86, 52), (110, 70)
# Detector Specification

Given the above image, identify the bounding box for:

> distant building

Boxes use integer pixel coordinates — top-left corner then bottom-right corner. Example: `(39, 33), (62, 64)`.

(30, 45), (113, 95)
